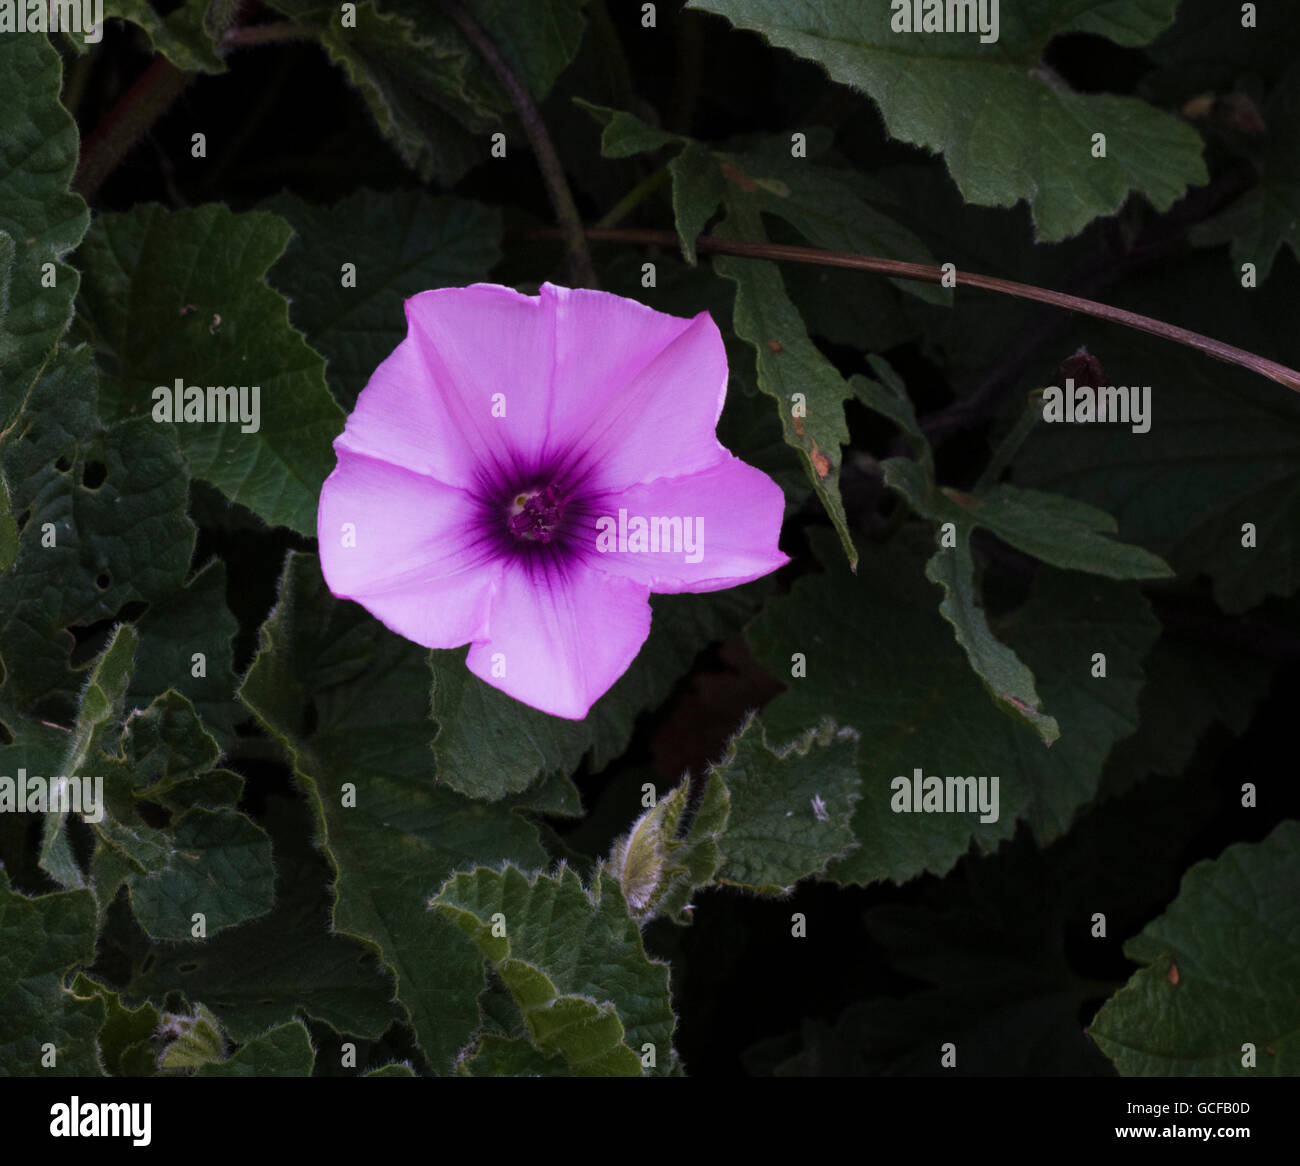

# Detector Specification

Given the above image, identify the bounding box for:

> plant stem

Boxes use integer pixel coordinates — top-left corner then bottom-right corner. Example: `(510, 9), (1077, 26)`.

(440, 0), (597, 289)
(74, 55), (191, 201)
(974, 389), (1045, 493)
(543, 226), (1300, 396)
(74, 18), (320, 203)
(221, 22), (318, 49)
(596, 166), (670, 229)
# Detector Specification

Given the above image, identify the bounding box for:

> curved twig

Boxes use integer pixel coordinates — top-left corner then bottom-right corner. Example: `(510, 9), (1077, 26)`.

(547, 226), (1300, 396)
(440, 0), (597, 289)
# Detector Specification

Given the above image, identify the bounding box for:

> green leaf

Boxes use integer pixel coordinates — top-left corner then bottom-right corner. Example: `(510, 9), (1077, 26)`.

(1101, 636), (1278, 800)
(432, 865), (675, 1076)
(608, 770), (728, 922)
(668, 142), (729, 265)
(1090, 821), (1300, 1075)
(459, 1033), (569, 1076)
(70, 973), (160, 1078)
(0, 347), (194, 714)
(28, 628), (272, 939)
(127, 559), (242, 752)
(915, 515), (1060, 745)
(710, 713), (860, 894)
(381, 0), (588, 103)
(267, 189), (502, 410)
(1190, 67), (1300, 281)
(267, 0), (586, 183)
(105, 1), (227, 73)
(74, 203), (345, 535)
(366, 1062), (417, 1076)
(104, 795), (400, 1044)
(715, 145), (949, 306)
(1010, 249), (1300, 612)
(25, 620), (274, 940)
(896, 475), (1176, 583)
(504, 770), (584, 819)
(0, 33), (89, 428)
(747, 532), (1158, 885)
(431, 585), (763, 800)
(575, 101), (720, 264)
(689, 0), (1208, 241)
(714, 200), (858, 568)
(574, 98), (684, 158)
(240, 552), (547, 1071)
(195, 1020), (315, 1077)
(39, 623), (139, 889)
(854, 350), (1167, 746)
(123, 807), (275, 941)
(0, 871), (101, 1075)
(880, 456), (1168, 744)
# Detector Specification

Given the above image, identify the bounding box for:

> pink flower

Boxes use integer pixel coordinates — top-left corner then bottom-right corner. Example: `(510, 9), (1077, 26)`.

(317, 283), (789, 720)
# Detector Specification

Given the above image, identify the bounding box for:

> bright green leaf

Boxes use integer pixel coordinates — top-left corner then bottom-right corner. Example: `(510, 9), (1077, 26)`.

(432, 864), (675, 1076)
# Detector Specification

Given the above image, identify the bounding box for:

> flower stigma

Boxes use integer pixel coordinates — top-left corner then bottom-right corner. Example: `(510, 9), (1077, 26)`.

(506, 483), (569, 543)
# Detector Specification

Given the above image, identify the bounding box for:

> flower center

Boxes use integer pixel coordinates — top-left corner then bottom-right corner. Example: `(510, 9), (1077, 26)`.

(507, 483), (569, 543)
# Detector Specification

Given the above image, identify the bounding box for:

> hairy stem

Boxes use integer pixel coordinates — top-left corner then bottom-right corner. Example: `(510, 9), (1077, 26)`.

(75, 17), (318, 203)
(221, 22), (319, 48)
(440, 0), (597, 289)
(549, 226), (1300, 396)
(74, 55), (191, 201)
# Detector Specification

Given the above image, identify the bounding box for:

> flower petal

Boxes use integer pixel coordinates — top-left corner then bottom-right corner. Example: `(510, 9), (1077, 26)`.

(334, 284), (555, 489)
(318, 449), (500, 647)
(465, 562), (652, 720)
(542, 285), (729, 490)
(577, 454), (789, 592)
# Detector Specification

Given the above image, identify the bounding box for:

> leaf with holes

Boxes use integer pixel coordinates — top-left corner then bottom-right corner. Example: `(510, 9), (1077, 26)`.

(74, 203), (344, 535)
